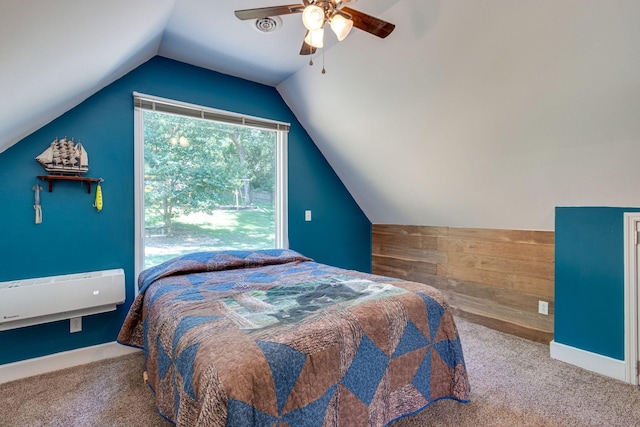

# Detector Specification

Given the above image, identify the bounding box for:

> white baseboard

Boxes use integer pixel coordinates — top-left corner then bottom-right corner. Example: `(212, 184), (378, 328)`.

(550, 340), (627, 382)
(0, 342), (141, 384)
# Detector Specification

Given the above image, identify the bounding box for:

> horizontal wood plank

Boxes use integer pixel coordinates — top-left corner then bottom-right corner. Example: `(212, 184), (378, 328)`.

(372, 233), (440, 251)
(438, 278), (554, 316)
(446, 252), (554, 280)
(439, 237), (554, 263)
(372, 255), (438, 278)
(447, 227), (554, 245)
(438, 264), (554, 298)
(373, 224), (448, 237)
(445, 291), (553, 332)
(452, 309), (553, 344)
(372, 245), (446, 264)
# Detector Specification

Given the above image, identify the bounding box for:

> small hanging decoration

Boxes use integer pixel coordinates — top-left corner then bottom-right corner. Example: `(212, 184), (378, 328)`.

(33, 183), (43, 224)
(94, 179), (103, 211)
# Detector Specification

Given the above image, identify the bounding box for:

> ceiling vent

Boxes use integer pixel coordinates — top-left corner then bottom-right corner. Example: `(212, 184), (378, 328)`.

(254, 16), (282, 33)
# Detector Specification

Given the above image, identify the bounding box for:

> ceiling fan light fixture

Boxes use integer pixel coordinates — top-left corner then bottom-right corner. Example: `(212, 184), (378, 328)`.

(304, 27), (325, 48)
(330, 12), (353, 41)
(302, 4), (325, 31)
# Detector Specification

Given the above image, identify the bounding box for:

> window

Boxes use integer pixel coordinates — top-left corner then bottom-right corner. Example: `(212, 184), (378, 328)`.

(134, 93), (289, 280)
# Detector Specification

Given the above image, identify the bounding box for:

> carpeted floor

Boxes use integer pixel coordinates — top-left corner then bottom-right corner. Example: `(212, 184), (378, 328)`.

(2, 318), (640, 426)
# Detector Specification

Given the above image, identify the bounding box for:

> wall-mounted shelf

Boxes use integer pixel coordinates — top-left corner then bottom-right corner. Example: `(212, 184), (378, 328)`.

(37, 175), (102, 194)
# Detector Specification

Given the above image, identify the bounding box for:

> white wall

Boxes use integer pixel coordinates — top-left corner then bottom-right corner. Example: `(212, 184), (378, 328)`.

(278, 0), (640, 231)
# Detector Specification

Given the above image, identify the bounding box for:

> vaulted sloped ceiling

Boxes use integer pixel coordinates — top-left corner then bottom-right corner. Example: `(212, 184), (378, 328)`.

(1, 0), (175, 153)
(2, 0), (639, 230)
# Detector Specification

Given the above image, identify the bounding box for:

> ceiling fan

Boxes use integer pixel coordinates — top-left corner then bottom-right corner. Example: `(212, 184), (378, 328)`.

(234, 0), (395, 56)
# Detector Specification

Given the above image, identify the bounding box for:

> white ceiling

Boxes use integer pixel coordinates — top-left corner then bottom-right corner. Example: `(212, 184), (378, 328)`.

(2, 0), (640, 230)
(159, 0), (400, 86)
(0, 0), (399, 154)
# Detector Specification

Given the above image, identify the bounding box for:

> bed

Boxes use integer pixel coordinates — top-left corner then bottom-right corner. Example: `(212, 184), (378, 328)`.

(117, 249), (470, 426)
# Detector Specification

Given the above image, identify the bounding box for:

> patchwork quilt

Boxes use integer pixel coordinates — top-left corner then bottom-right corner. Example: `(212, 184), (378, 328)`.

(117, 249), (470, 426)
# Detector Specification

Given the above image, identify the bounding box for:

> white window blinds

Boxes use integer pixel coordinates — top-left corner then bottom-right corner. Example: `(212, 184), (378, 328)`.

(133, 92), (290, 132)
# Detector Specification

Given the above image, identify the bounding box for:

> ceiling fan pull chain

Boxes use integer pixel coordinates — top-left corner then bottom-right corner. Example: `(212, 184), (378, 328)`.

(322, 49), (326, 74)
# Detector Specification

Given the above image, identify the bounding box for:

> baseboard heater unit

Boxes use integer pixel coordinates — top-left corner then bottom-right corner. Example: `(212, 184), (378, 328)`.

(0, 269), (125, 331)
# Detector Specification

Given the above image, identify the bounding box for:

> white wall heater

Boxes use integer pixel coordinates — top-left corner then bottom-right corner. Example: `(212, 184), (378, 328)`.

(0, 269), (125, 331)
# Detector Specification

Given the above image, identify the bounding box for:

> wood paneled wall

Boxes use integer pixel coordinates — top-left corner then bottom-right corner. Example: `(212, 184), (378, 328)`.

(372, 225), (554, 343)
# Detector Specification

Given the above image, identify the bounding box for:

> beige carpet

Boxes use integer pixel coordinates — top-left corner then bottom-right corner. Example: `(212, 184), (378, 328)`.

(2, 319), (640, 426)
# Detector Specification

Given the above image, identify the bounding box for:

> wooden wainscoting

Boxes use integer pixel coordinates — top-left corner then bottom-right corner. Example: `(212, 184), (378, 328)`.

(372, 225), (554, 343)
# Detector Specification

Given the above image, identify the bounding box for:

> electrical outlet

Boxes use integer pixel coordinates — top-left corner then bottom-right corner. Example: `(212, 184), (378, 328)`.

(70, 316), (82, 333)
(305, 210), (312, 221)
(538, 301), (549, 316)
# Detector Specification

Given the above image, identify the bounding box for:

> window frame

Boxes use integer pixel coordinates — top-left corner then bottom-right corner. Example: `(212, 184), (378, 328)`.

(133, 93), (289, 292)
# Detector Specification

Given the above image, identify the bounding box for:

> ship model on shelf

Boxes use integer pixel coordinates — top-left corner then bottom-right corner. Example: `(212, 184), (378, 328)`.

(35, 137), (88, 175)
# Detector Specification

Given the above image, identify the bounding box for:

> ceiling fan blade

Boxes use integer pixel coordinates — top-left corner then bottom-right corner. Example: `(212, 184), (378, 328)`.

(299, 32), (317, 55)
(234, 5), (304, 21)
(342, 7), (396, 39)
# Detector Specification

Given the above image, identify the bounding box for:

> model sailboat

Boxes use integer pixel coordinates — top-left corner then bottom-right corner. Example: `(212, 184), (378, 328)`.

(35, 137), (88, 174)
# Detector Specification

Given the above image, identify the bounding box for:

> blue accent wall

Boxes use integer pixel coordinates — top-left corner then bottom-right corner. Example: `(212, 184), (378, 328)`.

(0, 57), (371, 365)
(555, 206), (640, 360)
